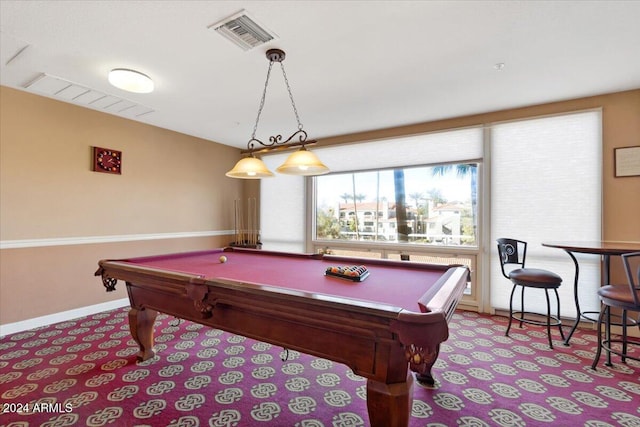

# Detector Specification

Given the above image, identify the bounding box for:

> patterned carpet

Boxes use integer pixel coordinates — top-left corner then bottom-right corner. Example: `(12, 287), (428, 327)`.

(1, 309), (639, 426)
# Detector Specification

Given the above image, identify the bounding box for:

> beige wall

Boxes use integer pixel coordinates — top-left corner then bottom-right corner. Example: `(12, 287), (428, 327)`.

(2, 86), (639, 326)
(0, 87), (242, 239)
(1, 86), (244, 324)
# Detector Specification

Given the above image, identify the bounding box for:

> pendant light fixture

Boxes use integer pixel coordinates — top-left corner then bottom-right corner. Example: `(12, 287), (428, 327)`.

(226, 49), (329, 179)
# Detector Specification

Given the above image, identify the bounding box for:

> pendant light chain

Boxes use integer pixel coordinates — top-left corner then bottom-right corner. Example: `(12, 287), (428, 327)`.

(279, 62), (303, 131)
(251, 58), (305, 141)
(250, 61), (274, 141)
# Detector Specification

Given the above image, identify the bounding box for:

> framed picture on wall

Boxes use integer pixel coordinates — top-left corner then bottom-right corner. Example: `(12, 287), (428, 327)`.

(614, 146), (640, 177)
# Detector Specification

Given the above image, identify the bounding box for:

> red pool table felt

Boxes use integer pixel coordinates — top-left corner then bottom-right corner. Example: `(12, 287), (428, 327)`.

(124, 249), (449, 313)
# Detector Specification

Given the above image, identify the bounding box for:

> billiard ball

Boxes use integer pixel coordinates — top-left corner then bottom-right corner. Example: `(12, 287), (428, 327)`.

(219, 256), (227, 263)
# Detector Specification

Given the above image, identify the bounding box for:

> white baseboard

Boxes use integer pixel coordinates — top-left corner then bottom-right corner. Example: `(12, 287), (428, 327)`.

(0, 298), (129, 337)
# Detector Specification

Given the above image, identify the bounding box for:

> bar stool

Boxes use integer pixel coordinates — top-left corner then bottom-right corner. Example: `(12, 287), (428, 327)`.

(592, 252), (640, 369)
(497, 238), (565, 348)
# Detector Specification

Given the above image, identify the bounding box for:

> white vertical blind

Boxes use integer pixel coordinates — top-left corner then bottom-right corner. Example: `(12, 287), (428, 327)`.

(260, 153), (306, 252)
(490, 111), (602, 318)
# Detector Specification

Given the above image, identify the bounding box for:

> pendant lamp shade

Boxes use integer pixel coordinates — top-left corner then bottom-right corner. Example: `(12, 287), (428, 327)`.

(225, 156), (274, 179)
(276, 148), (330, 176)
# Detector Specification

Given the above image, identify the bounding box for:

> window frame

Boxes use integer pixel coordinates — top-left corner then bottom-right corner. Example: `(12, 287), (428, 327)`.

(310, 160), (482, 249)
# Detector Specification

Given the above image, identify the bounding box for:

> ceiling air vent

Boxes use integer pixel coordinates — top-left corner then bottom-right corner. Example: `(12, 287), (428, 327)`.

(23, 73), (154, 118)
(209, 10), (277, 51)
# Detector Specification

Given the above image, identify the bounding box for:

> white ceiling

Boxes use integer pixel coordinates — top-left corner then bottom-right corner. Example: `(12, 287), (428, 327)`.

(1, 1), (639, 149)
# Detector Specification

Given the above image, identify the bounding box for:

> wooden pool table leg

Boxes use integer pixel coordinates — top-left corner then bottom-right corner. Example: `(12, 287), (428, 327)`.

(128, 307), (157, 361)
(407, 343), (440, 387)
(366, 373), (414, 427)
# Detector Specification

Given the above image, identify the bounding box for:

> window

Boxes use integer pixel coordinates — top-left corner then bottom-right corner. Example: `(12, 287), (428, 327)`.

(261, 127), (483, 253)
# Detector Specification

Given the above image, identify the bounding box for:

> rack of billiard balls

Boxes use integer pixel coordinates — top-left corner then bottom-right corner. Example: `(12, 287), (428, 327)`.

(325, 265), (369, 282)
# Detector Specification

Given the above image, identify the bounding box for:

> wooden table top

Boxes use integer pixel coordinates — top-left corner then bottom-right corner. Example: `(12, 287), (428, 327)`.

(542, 241), (640, 255)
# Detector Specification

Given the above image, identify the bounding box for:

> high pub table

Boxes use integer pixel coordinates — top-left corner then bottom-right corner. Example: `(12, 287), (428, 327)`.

(542, 241), (640, 345)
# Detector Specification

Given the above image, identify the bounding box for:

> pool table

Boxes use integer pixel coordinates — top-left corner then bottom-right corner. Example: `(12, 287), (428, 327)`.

(96, 247), (468, 427)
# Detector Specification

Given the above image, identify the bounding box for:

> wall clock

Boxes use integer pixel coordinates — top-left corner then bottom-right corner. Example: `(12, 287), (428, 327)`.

(93, 147), (122, 174)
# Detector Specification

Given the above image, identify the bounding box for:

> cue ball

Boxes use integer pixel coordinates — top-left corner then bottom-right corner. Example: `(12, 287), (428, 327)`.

(219, 256), (227, 263)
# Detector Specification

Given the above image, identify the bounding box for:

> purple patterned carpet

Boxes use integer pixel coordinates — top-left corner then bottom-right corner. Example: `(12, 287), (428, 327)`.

(1, 309), (639, 426)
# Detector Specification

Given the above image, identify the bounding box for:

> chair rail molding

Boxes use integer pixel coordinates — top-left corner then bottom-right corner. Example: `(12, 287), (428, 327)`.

(0, 230), (235, 249)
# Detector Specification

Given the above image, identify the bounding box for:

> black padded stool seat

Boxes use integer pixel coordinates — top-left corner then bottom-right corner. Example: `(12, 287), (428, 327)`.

(509, 268), (562, 288)
(497, 238), (565, 349)
(597, 285), (637, 309)
(592, 252), (640, 369)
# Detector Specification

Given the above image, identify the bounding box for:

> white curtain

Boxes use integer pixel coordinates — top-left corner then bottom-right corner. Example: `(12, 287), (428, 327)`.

(260, 153), (306, 252)
(313, 127), (483, 172)
(490, 111), (602, 318)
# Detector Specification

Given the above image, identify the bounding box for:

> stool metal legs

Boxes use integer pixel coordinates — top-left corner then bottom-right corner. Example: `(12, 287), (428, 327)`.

(505, 285), (564, 349)
(592, 305), (640, 369)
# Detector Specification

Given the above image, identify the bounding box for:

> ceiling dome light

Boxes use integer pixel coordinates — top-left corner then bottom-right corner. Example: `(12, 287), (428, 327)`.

(108, 68), (154, 93)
